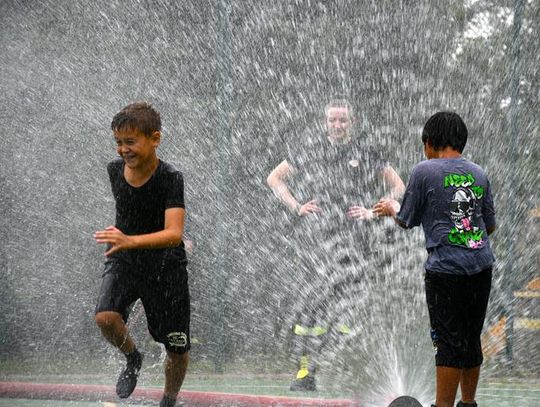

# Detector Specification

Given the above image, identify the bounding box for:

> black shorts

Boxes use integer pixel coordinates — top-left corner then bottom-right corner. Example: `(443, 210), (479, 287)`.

(425, 267), (492, 368)
(95, 250), (191, 354)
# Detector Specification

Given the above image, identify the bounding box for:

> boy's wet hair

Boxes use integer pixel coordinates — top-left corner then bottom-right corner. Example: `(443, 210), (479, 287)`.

(325, 98), (354, 118)
(111, 101), (161, 137)
(422, 111), (468, 153)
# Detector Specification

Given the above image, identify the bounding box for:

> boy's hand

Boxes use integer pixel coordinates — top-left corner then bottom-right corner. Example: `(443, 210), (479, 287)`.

(373, 198), (400, 218)
(346, 205), (375, 220)
(297, 199), (322, 217)
(94, 225), (134, 256)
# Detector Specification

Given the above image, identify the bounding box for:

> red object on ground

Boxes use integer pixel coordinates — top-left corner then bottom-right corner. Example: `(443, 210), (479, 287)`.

(0, 381), (359, 406)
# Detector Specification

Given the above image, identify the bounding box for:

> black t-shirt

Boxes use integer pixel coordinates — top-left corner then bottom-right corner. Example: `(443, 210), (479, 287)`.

(286, 130), (388, 246)
(107, 158), (186, 261)
(287, 131), (386, 214)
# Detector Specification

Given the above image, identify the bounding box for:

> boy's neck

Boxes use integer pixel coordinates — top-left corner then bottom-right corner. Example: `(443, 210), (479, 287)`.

(125, 156), (159, 186)
(432, 147), (461, 159)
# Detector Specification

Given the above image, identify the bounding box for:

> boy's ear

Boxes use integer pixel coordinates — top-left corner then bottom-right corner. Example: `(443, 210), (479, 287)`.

(151, 131), (161, 145)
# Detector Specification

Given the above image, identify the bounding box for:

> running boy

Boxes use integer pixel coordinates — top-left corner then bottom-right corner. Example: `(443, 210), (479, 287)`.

(374, 112), (496, 407)
(94, 102), (190, 407)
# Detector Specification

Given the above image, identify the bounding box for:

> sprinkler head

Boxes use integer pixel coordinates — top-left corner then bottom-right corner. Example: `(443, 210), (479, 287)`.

(387, 395), (423, 407)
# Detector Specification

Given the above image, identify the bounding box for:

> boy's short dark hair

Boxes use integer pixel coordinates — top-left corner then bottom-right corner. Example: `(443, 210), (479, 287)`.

(422, 111), (468, 153)
(111, 101), (161, 137)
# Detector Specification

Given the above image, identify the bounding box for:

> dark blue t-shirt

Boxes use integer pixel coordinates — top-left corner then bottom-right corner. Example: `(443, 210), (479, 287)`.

(397, 157), (495, 275)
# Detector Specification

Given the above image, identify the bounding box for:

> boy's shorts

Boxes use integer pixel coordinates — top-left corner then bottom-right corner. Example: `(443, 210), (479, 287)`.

(95, 250), (190, 354)
(425, 267), (492, 368)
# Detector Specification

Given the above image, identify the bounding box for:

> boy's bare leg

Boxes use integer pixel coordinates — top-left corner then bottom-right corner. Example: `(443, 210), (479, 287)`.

(95, 311), (136, 354)
(459, 366), (480, 404)
(435, 366), (461, 407)
(163, 350), (189, 399)
(96, 311), (143, 399)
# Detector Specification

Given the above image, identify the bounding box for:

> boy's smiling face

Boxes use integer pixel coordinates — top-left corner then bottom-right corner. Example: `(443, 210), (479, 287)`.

(114, 127), (160, 170)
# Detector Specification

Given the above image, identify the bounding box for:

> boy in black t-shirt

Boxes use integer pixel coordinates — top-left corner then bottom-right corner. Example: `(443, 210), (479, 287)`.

(374, 112), (496, 407)
(94, 102), (189, 407)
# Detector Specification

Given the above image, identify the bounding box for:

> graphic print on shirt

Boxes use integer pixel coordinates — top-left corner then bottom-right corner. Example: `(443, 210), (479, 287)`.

(444, 173), (485, 249)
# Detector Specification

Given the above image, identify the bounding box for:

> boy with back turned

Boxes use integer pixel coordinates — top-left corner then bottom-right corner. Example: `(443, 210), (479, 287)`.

(94, 102), (189, 407)
(374, 112), (496, 407)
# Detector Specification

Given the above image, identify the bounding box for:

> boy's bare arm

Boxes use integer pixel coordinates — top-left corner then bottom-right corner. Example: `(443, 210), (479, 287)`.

(372, 198), (409, 228)
(130, 207), (185, 249)
(94, 207), (185, 256)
